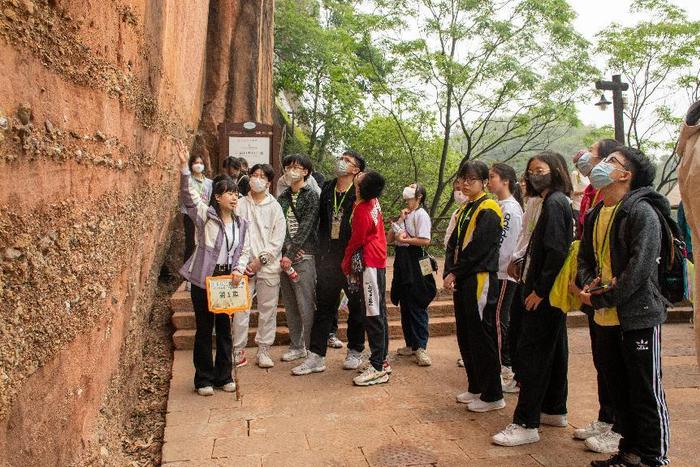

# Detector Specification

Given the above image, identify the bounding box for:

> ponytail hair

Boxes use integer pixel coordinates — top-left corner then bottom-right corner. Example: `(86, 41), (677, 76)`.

(413, 182), (428, 207)
(491, 162), (522, 206)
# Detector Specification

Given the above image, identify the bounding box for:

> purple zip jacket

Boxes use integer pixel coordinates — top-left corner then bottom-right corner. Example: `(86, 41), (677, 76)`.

(179, 170), (250, 289)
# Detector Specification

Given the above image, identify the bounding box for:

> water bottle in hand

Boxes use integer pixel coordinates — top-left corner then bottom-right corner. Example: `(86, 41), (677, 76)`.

(285, 266), (299, 283)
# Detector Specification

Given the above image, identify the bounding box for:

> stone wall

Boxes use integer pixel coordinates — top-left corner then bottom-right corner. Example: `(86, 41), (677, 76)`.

(0, 0), (273, 464)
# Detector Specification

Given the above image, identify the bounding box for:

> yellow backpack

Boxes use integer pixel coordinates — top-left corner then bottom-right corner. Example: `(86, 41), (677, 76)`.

(549, 240), (581, 313)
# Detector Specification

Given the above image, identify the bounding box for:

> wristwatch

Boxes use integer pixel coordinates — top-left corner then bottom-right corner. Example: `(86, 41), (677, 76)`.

(259, 254), (269, 265)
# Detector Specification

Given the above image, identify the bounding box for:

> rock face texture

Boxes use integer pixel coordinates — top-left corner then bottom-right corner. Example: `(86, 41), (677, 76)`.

(0, 1), (273, 464)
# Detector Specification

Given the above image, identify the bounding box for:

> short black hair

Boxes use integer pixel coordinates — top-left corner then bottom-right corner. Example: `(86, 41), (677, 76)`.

(188, 153), (204, 171)
(342, 149), (366, 172)
(282, 154), (313, 180)
(458, 160), (489, 182)
(237, 157), (249, 169)
(614, 146), (656, 189)
(525, 151), (573, 196)
(249, 163), (275, 182)
(223, 156), (241, 169)
(358, 171), (385, 200)
(596, 139), (620, 160)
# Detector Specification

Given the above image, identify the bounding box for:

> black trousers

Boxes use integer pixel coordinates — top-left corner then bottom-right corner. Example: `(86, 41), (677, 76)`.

(363, 268), (389, 370)
(191, 284), (233, 389)
(509, 283), (525, 381)
(309, 261), (365, 357)
(595, 324), (670, 466)
(496, 279), (517, 367)
(513, 300), (568, 428)
(399, 293), (429, 350)
(587, 313), (617, 427)
(453, 273), (503, 402)
(183, 214), (196, 263)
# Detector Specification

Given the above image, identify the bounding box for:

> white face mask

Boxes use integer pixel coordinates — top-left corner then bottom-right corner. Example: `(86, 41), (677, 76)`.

(192, 163), (205, 174)
(336, 159), (350, 176)
(402, 186), (416, 200)
(250, 177), (268, 193)
(453, 190), (468, 205)
(284, 168), (303, 184)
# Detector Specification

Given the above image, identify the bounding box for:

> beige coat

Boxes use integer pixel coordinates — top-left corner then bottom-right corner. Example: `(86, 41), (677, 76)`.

(677, 121), (700, 365)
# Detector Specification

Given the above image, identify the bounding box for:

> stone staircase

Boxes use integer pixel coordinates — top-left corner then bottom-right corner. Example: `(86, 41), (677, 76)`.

(170, 263), (694, 350)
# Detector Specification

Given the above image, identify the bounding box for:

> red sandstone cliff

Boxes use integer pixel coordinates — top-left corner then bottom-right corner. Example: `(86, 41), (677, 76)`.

(0, 1), (273, 465)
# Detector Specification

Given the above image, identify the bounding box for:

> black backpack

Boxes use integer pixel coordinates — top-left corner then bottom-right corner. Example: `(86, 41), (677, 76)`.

(650, 205), (689, 304)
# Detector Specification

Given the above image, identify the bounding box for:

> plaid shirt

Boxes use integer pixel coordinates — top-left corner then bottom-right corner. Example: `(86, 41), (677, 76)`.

(277, 184), (320, 259)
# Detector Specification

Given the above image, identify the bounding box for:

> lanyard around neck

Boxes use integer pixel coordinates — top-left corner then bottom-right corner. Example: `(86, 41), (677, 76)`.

(334, 184), (351, 216)
(456, 193), (485, 241)
(593, 202), (620, 276)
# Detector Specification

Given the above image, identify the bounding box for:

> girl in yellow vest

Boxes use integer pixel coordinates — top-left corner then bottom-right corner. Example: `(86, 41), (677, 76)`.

(444, 161), (505, 413)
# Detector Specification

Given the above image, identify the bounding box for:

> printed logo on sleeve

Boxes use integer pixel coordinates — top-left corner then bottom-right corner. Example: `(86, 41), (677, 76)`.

(636, 339), (649, 351)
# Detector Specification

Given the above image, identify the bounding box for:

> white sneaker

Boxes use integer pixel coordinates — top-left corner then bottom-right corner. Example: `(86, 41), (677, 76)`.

(415, 348), (432, 366)
(502, 378), (520, 393)
(501, 365), (514, 381)
(540, 413), (568, 427)
(197, 386), (214, 396)
(219, 382), (236, 393)
(468, 398), (506, 413)
(585, 430), (622, 454)
(396, 346), (414, 356)
(281, 348), (307, 362)
(383, 359), (393, 375)
(457, 358), (464, 367)
(327, 334), (344, 348)
(456, 391), (481, 404)
(574, 420), (613, 440)
(233, 349), (248, 368)
(291, 352), (326, 376)
(492, 423), (540, 446)
(256, 346), (274, 369)
(353, 366), (389, 386)
(343, 349), (363, 370)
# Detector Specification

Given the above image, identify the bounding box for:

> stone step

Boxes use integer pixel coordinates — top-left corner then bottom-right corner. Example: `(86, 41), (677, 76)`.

(172, 316), (458, 350)
(170, 307), (693, 350)
(171, 300), (456, 330)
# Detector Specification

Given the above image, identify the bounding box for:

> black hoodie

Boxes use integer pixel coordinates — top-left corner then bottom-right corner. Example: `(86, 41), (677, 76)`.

(577, 186), (669, 331)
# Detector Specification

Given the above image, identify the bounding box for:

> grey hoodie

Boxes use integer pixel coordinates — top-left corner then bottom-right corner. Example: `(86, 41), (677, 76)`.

(577, 187), (669, 331)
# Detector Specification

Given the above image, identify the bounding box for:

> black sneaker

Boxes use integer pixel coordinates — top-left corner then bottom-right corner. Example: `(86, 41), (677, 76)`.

(591, 453), (640, 467)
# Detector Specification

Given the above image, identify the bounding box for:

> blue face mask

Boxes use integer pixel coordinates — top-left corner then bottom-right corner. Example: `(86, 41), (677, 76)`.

(575, 152), (594, 176)
(589, 161), (617, 190)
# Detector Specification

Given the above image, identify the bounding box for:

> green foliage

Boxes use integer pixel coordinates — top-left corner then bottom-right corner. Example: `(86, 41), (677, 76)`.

(595, 0), (700, 192)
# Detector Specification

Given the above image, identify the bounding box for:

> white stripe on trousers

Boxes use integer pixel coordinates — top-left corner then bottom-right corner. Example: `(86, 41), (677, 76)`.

(652, 325), (670, 464)
(494, 280), (507, 366)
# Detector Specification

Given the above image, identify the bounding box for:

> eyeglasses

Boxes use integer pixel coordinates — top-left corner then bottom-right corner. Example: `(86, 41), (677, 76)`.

(462, 177), (481, 185)
(527, 170), (550, 176)
(603, 155), (626, 168)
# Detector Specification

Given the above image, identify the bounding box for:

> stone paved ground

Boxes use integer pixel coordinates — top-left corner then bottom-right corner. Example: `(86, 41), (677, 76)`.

(162, 323), (698, 466)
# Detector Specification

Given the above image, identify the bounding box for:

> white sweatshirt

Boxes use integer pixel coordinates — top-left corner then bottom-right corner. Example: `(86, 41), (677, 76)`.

(511, 196), (543, 262)
(497, 196), (524, 282)
(236, 192), (287, 279)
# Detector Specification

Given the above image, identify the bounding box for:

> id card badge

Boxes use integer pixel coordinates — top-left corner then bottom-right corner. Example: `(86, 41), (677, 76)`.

(331, 214), (342, 239)
(419, 256), (433, 276)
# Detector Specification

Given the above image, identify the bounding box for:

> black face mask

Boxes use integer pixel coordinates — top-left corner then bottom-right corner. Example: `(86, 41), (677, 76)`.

(528, 173), (552, 194)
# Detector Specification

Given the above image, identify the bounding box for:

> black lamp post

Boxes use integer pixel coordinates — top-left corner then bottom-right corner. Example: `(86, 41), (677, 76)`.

(595, 74), (629, 144)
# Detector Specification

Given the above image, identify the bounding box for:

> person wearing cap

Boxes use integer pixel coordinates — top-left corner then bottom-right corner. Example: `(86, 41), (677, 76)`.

(292, 150), (368, 375)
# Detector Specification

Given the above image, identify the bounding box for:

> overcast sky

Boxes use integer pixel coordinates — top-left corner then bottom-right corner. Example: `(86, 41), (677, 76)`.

(571, 0), (698, 126)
